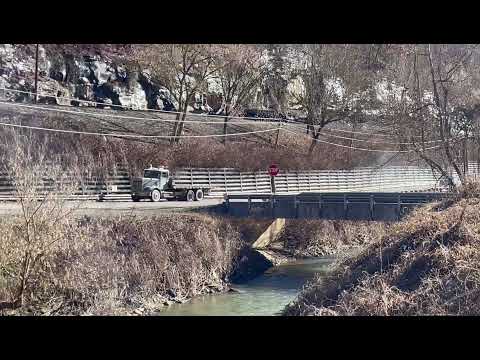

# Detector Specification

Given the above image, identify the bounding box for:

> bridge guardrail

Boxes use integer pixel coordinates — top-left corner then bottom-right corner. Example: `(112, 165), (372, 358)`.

(0, 163), (478, 201)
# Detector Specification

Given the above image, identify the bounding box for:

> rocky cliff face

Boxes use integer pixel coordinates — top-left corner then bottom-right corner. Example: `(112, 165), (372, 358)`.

(0, 44), (175, 110)
(0, 44), (306, 115)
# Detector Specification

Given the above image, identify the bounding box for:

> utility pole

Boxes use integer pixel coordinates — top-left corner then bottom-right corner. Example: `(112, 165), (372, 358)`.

(275, 121), (282, 148)
(34, 44), (39, 104)
(222, 103), (230, 145)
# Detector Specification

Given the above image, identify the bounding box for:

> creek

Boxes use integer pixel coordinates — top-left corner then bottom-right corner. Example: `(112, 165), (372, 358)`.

(157, 257), (336, 316)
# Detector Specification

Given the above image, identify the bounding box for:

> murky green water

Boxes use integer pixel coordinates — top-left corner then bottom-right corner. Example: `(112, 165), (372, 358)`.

(156, 257), (336, 316)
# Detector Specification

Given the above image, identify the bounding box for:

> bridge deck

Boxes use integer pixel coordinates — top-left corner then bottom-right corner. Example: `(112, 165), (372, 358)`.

(225, 192), (450, 221)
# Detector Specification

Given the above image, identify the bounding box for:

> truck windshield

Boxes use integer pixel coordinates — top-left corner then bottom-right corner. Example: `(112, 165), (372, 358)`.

(144, 170), (160, 179)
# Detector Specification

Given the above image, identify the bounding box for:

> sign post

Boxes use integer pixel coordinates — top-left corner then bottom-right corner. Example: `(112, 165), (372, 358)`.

(268, 164), (279, 194)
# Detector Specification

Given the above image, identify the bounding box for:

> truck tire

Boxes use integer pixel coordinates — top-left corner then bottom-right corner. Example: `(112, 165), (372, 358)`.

(186, 189), (195, 202)
(194, 189), (204, 201)
(151, 189), (161, 202)
(132, 196), (140, 202)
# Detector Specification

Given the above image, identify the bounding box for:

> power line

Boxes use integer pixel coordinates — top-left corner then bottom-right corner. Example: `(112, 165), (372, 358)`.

(1, 87), (408, 135)
(320, 130), (447, 145)
(0, 87), (455, 142)
(280, 127), (456, 153)
(284, 121), (431, 139)
(0, 87), (290, 124)
(0, 121), (280, 138)
(0, 100), (281, 126)
(315, 126), (398, 137)
(0, 102), (461, 153)
(284, 126), (453, 145)
(0, 99), (455, 147)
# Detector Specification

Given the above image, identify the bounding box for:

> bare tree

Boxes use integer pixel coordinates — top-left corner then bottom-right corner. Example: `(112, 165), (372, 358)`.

(212, 44), (268, 143)
(133, 44), (216, 143)
(381, 44), (480, 188)
(0, 131), (81, 309)
(263, 44), (291, 114)
(288, 44), (376, 157)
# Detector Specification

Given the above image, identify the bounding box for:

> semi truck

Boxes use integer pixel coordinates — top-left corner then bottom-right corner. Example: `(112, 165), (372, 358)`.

(131, 166), (211, 202)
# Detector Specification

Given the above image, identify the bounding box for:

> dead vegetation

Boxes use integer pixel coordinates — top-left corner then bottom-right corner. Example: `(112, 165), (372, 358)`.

(0, 131), (83, 310)
(0, 214), (246, 315)
(0, 111), (377, 176)
(284, 182), (480, 316)
(0, 132), (249, 315)
(275, 219), (388, 257)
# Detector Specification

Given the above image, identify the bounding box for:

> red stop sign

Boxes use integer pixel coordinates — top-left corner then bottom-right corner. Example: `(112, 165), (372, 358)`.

(268, 164), (279, 176)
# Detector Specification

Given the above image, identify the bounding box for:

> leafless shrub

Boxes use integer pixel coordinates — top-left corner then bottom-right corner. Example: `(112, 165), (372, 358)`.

(0, 130), (81, 310)
(457, 178), (480, 199)
(277, 220), (388, 257)
(0, 211), (246, 315)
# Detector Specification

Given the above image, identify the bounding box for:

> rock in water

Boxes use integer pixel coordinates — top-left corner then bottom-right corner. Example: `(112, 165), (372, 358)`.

(229, 248), (274, 284)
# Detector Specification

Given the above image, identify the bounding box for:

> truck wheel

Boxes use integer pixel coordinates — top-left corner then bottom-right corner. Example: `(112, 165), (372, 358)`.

(186, 190), (195, 202)
(194, 189), (204, 201)
(132, 196), (140, 202)
(151, 189), (161, 202)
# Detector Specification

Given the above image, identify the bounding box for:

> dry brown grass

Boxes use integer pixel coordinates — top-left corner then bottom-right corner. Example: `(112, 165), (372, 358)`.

(0, 116), (377, 175)
(284, 189), (480, 316)
(0, 214), (245, 315)
(276, 219), (389, 257)
(116, 134), (368, 173)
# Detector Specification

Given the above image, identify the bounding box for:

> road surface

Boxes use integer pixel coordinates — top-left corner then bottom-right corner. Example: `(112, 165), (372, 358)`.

(0, 198), (224, 218)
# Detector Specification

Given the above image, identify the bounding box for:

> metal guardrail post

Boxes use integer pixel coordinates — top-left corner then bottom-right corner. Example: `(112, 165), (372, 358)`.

(397, 194), (401, 220)
(318, 194), (322, 218)
(270, 194), (274, 218)
(224, 168), (228, 194)
(248, 195), (252, 215)
(370, 194), (374, 220)
(344, 194), (348, 219)
(294, 195), (298, 219)
(296, 171), (300, 192)
(327, 170), (331, 191)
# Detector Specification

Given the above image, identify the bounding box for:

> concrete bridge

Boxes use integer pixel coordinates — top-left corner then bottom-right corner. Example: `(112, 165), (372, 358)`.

(224, 192), (449, 221)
